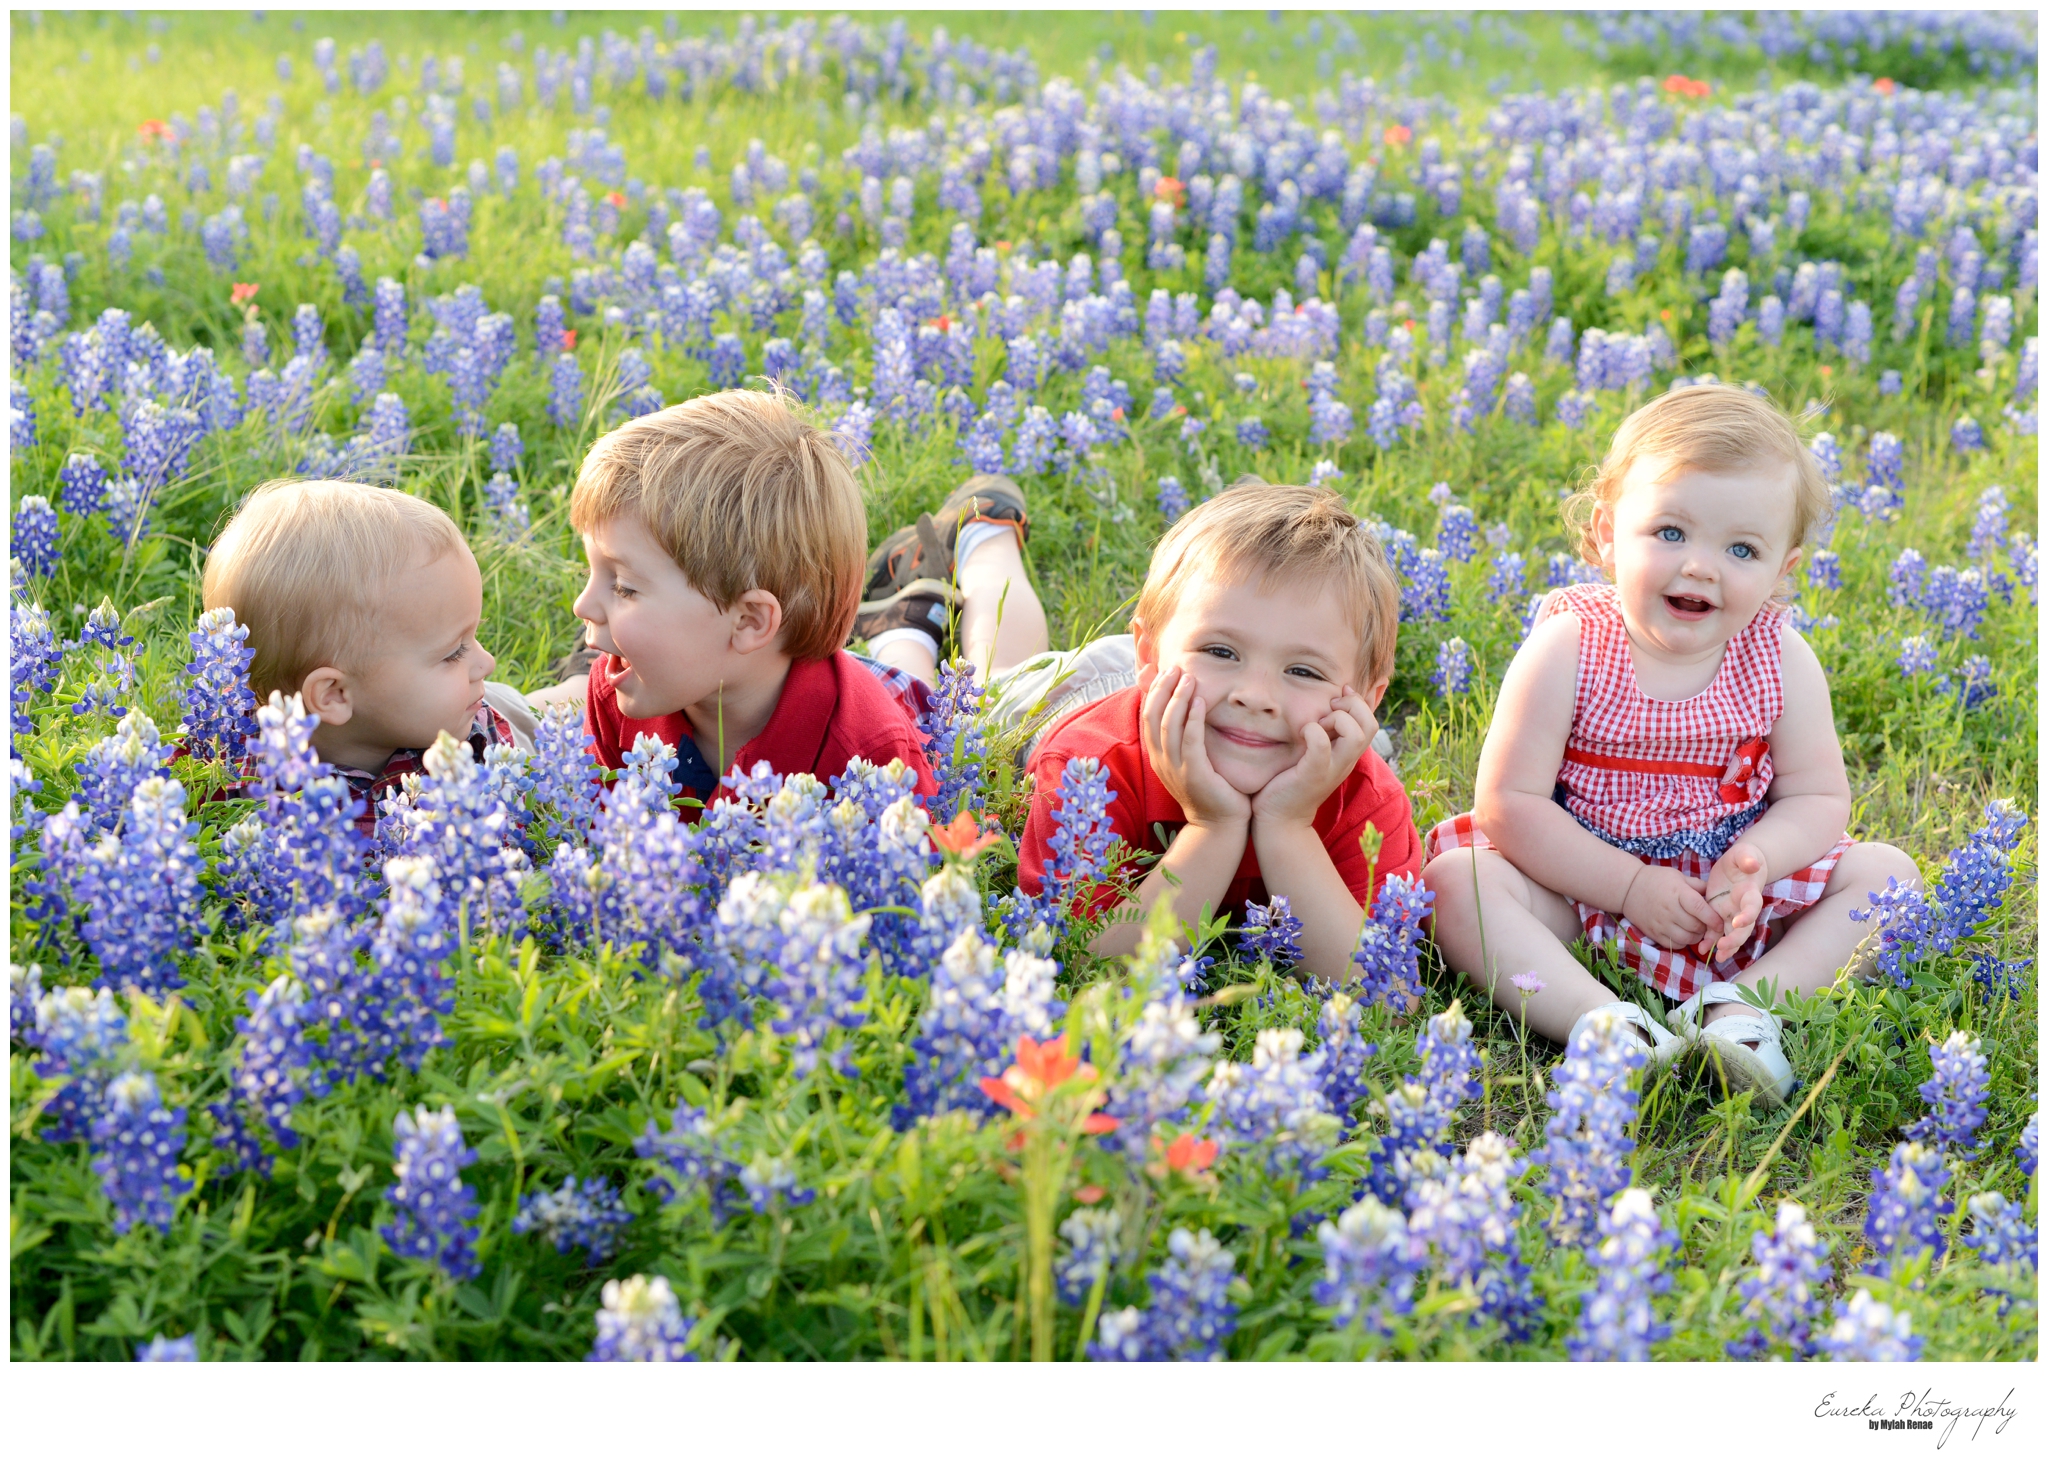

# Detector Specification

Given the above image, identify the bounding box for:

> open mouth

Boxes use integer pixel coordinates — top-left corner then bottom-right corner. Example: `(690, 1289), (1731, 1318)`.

(1664, 594), (1715, 619)
(600, 651), (634, 688)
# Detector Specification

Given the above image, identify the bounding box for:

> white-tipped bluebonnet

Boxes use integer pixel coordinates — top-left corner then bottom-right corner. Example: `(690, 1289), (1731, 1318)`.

(1405, 1130), (1539, 1339)
(1568, 1188), (1675, 1361)
(738, 1152), (816, 1213)
(136, 1334), (198, 1361)
(527, 701), (603, 846)
(1097, 932), (1221, 1154)
(382, 1104), (481, 1280)
(1014, 755), (1117, 943)
(917, 659), (986, 820)
(1314, 990), (1378, 1123)
(1316, 1197), (1420, 1338)
(90, 1069), (192, 1235)
(1239, 895), (1303, 971)
(901, 925), (1064, 1124)
(1156, 474), (1188, 523)
(178, 607), (256, 761)
(1897, 635), (1937, 677)
(10, 961), (44, 1046)
(1863, 1141), (1954, 1278)
(1057, 1206), (1124, 1305)
(33, 984), (129, 1143)
(1907, 1031), (1992, 1159)
(10, 598), (58, 747)
(547, 352), (584, 427)
(1806, 548), (1841, 592)
(589, 1275), (699, 1361)
(1820, 1289), (1922, 1362)
(69, 776), (203, 997)
(1530, 1008), (1642, 1247)
(216, 693), (366, 936)
(1951, 414), (1985, 453)
(740, 877), (871, 1076)
(487, 420), (523, 474)
(12, 496), (58, 579)
(1927, 802), (2027, 952)
(1235, 416), (1269, 449)
(514, 1175), (633, 1265)
(481, 471), (528, 541)
(58, 451), (109, 518)
(1433, 638), (1472, 697)
(1361, 1000), (1479, 1203)
(1963, 1190), (2036, 1275)
(382, 731), (531, 938)
(1351, 874), (1433, 1011)
(225, 972), (319, 1159)
(361, 857), (460, 1077)
(1123, 1226), (1239, 1362)
(1727, 1199), (1832, 1359)
(1207, 1028), (1339, 1177)
(70, 707), (167, 832)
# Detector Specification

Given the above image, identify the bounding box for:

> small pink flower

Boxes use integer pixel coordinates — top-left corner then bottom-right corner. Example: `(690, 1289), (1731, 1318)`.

(1509, 972), (1545, 995)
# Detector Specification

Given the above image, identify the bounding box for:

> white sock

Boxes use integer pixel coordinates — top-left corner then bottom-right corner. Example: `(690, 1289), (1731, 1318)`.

(866, 627), (940, 663)
(953, 519), (1014, 571)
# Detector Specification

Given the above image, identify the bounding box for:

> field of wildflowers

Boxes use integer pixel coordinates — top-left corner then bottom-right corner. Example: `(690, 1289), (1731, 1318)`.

(6, 10), (2039, 1363)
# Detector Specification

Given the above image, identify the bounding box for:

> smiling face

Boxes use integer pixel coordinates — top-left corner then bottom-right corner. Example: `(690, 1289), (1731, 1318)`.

(1595, 454), (1804, 661)
(322, 544), (496, 762)
(1136, 570), (1386, 797)
(572, 512), (758, 720)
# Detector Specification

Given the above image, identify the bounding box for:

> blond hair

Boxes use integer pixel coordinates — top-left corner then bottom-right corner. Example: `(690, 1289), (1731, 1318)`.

(1564, 383), (1832, 564)
(569, 389), (866, 663)
(1133, 480), (1401, 689)
(202, 479), (467, 698)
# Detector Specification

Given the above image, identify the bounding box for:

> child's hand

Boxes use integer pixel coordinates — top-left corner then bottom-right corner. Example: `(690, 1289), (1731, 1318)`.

(1140, 664), (1251, 830)
(1251, 685), (1376, 828)
(1704, 842), (1768, 960)
(1620, 863), (1722, 951)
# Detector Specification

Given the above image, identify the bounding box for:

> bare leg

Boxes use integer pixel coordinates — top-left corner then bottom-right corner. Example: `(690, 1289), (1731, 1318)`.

(868, 530), (1050, 686)
(1422, 845), (1644, 1046)
(1702, 842), (1924, 1037)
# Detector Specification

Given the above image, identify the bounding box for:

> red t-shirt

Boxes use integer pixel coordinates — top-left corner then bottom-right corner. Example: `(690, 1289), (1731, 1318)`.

(1016, 685), (1420, 920)
(584, 651), (936, 811)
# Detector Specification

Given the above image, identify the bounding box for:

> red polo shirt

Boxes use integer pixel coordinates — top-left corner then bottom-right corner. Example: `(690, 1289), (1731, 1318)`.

(1016, 685), (1420, 919)
(584, 651), (935, 811)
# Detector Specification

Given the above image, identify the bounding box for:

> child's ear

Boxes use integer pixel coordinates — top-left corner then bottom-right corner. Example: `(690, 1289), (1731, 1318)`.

(1362, 674), (1391, 709)
(1590, 502), (1619, 571)
(729, 588), (785, 655)
(299, 667), (353, 726)
(1131, 617), (1157, 670)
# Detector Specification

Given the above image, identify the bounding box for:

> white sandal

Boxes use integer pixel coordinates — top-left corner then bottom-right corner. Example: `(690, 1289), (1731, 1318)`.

(1567, 1001), (1687, 1071)
(1669, 981), (1796, 1107)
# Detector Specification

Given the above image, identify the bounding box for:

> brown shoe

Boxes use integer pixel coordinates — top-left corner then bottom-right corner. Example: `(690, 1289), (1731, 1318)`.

(859, 474), (1031, 603)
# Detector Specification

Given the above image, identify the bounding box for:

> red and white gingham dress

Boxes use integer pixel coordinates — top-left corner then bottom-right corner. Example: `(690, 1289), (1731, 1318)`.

(1427, 582), (1852, 1001)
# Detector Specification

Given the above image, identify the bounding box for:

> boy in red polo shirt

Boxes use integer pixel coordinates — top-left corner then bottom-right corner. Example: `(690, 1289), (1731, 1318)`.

(1014, 482), (1418, 981)
(568, 389), (934, 805)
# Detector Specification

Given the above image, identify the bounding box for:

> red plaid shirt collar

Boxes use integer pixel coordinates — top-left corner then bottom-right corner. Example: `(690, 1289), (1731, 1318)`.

(335, 703), (518, 821)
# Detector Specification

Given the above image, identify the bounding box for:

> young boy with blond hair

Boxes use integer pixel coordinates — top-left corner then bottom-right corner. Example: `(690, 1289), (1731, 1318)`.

(202, 478), (533, 814)
(565, 388), (935, 803)
(862, 477), (1418, 980)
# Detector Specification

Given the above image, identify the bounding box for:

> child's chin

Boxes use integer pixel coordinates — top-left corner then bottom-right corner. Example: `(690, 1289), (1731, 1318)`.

(1212, 753), (1283, 797)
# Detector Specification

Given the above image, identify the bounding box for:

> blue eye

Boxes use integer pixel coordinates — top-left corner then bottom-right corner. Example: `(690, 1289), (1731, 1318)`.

(1730, 543), (1756, 561)
(1658, 526), (1684, 543)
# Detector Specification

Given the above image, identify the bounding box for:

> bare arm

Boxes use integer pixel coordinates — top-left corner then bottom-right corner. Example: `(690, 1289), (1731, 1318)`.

(1250, 821), (1363, 981)
(1088, 820), (1247, 959)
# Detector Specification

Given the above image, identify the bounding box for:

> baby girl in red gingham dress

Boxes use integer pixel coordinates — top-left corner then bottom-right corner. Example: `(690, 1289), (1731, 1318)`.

(1422, 385), (1921, 1106)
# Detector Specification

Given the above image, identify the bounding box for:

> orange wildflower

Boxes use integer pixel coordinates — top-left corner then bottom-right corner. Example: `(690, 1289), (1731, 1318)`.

(1874, 77), (1896, 96)
(931, 811), (1001, 861)
(1162, 1134), (1220, 1174)
(1154, 175), (1186, 205)
(1382, 124), (1411, 147)
(230, 283), (260, 306)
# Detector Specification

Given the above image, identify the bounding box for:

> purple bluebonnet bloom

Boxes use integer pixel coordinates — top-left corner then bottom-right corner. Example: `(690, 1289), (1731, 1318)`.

(31, 984), (127, 1143)
(54, 775), (204, 997)
(1057, 1206), (1124, 1306)
(547, 352), (584, 427)
(1315, 990), (1378, 1123)
(1405, 1130), (1540, 1340)
(1239, 897), (1303, 969)
(589, 1275), (698, 1361)
(90, 1069), (192, 1235)
(1726, 1200), (1832, 1359)
(514, 1176), (633, 1265)
(1316, 1197), (1419, 1338)
(1487, 551), (1526, 605)
(1437, 504), (1479, 563)
(1821, 1290), (1922, 1362)
(1235, 416), (1269, 449)
(637, 1102), (746, 1224)
(1806, 549), (1841, 591)
(224, 973), (319, 1158)
(918, 660), (986, 820)
(1351, 874), (1433, 1012)
(1568, 1188), (1675, 1361)
(1092, 1226), (1239, 1362)
(1010, 755), (1116, 944)
(900, 919), (1063, 1125)
(136, 1334), (198, 1362)
(1098, 933), (1221, 1155)
(383, 732), (530, 937)
(12, 497), (58, 579)
(1906, 1031), (1991, 1158)
(1502, 372), (1536, 425)
(179, 608), (257, 762)
(382, 1104), (482, 1280)
(1206, 1028), (1338, 1176)
(1896, 636), (1937, 677)
(1951, 415), (1984, 454)
(488, 421), (523, 474)
(1360, 1000), (1479, 1203)
(708, 333), (746, 388)
(10, 599), (58, 748)
(58, 451), (109, 519)
(1433, 638), (1472, 697)
(1156, 475), (1188, 523)
(1530, 1009), (1642, 1247)
(705, 871), (870, 1075)
(1863, 1141), (1954, 1278)
(738, 1152), (816, 1213)
(1926, 802), (2028, 951)
(1964, 1190), (2036, 1272)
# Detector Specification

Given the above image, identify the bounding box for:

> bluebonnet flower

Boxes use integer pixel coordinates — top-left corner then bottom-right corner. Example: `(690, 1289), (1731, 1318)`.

(1864, 1141), (1954, 1278)
(1968, 485), (2009, 561)
(1568, 1188), (1675, 1361)
(2019, 1114), (2040, 1179)
(1402, 548), (1452, 623)
(1969, 953), (2031, 1000)
(1963, 1190), (2036, 1273)
(1820, 1290), (1921, 1362)
(1880, 369), (1903, 395)
(1057, 1206), (1124, 1305)
(58, 451), (108, 518)
(1238, 897), (1303, 970)
(1951, 415), (1985, 454)
(1361, 1000), (1478, 1203)
(136, 1334), (198, 1361)
(488, 421), (523, 474)
(1530, 1008), (1642, 1247)
(1351, 874), (1434, 1011)
(514, 1176), (633, 1265)
(1308, 392), (1353, 446)
(1433, 638), (1472, 697)
(1235, 416), (1269, 449)
(1208, 1028), (1338, 1176)
(1806, 548), (1841, 591)
(12, 497), (58, 579)
(1907, 1031), (1991, 1158)
(32, 984), (131, 1143)
(1315, 991), (1378, 1124)
(1098, 933), (1221, 1155)
(222, 970), (319, 1164)
(1122, 1227), (1239, 1361)
(179, 608), (256, 762)
(10, 598), (58, 748)
(721, 876), (872, 1076)
(383, 732), (531, 937)
(382, 1104), (481, 1280)
(1015, 756), (1117, 942)
(1896, 636), (1937, 677)
(1926, 802), (2027, 951)
(1727, 1200), (1832, 1359)
(738, 1152), (816, 1213)
(215, 693), (366, 936)
(1867, 431), (1905, 491)
(90, 1070), (192, 1235)
(10, 961), (44, 1046)
(708, 332), (746, 388)
(1404, 1130), (1540, 1339)
(481, 472), (528, 541)
(832, 399), (877, 466)
(1156, 474), (1188, 523)
(589, 1275), (698, 1361)
(1437, 503), (1478, 563)
(917, 659), (986, 820)
(1316, 1197), (1420, 1338)
(527, 702), (603, 846)
(637, 1101), (749, 1224)
(1486, 551), (1526, 605)
(547, 352), (584, 427)
(60, 776), (203, 997)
